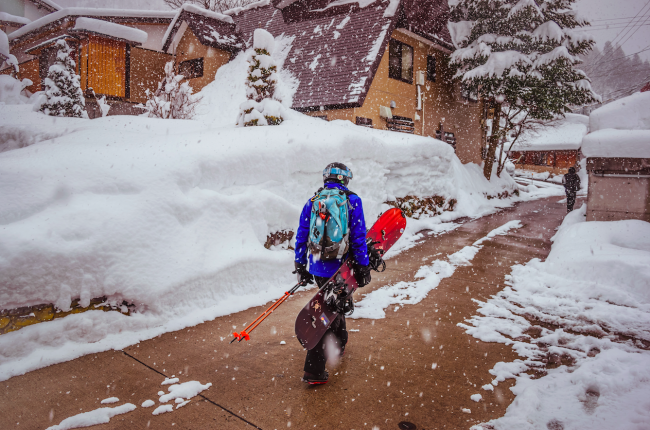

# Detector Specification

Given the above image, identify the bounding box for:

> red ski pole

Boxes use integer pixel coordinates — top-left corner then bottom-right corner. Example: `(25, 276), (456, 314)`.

(230, 281), (305, 344)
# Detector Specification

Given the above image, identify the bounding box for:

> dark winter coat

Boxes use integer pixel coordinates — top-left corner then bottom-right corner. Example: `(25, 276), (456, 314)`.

(294, 183), (370, 278)
(563, 172), (581, 193)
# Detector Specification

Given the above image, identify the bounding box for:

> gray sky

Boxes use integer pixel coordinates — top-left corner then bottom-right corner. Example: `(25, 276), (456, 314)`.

(55, 0), (650, 61)
(575, 0), (650, 61)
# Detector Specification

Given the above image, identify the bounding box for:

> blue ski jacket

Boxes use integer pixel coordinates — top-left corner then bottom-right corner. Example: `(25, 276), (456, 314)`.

(294, 182), (369, 278)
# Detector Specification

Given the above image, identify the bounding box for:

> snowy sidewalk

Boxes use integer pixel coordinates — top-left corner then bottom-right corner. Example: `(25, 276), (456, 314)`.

(1, 196), (574, 430)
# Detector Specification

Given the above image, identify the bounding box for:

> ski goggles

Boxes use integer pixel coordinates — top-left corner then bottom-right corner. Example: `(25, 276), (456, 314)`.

(323, 166), (353, 179)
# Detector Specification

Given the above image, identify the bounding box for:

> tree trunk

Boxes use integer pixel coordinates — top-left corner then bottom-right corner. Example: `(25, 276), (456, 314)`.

(496, 139), (505, 177)
(483, 103), (502, 181)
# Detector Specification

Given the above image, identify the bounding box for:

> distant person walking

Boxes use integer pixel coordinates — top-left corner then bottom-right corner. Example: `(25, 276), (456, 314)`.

(562, 167), (581, 212)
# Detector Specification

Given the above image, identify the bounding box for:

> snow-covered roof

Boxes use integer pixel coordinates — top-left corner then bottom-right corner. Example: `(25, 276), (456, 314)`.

(9, 8), (176, 43)
(510, 113), (589, 152)
(581, 91), (650, 159)
(71, 17), (148, 45)
(223, 0), (271, 16)
(162, 4), (241, 53)
(225, 0), (452, 111)
(0, 12), (31, 26)
(589, 91), (650, 133)
(31, 0), (61, 12)
(582, 129), (650, 159)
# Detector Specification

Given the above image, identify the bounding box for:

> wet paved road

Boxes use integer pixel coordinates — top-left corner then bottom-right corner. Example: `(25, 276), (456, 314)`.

(1, 196), (574, 430)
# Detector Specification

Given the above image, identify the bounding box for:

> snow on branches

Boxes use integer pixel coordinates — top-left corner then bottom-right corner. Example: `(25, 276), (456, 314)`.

(448, 0), (601, 179)
(145, 61), (201, 120)
(236, 28), (284, 127)
(39, 40), (87, 118)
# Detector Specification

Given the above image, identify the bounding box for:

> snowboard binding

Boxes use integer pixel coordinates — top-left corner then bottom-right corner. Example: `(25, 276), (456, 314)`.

(367, 239), (386, 273)
(325, 275), (355, 316)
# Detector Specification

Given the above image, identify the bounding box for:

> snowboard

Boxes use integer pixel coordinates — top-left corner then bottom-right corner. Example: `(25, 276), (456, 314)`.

(295, 208), (407, 350)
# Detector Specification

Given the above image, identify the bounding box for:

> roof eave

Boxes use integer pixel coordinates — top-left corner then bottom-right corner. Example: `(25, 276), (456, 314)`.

(69, 29), (144, 46)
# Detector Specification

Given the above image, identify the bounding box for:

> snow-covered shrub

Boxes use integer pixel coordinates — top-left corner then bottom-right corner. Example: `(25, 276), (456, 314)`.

(0, 75), (32, 104)
(97, 95), (111, 117)
(39, 40), (87, 118)
(236, 28), (284, 127)
(145, 61), (201, 120)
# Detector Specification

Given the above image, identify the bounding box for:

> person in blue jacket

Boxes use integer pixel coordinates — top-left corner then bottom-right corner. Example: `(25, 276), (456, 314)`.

(294, 162), (371, 385)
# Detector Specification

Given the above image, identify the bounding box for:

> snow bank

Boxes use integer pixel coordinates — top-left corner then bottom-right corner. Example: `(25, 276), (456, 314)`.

(581, 92), (650, 158)
(510, 113), (588, 151)
(0, 75), (32, 105)
(73, 17), (147, 45)
(195, 35), (298, 124)
(582, 129), (650, 158)
(589, 91), (650, 132)
(464, 205), (650, 430)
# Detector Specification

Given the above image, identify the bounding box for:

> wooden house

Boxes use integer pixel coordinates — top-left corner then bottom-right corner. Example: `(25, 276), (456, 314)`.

(3, 7), (175, 113)
(162, 0), (487, 165)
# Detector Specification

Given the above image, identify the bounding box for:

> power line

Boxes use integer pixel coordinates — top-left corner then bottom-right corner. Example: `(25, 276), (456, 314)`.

(617, 13), (650, 49)
(612, 0), (650, 46)
(599, 0), (650, 63)
(583, 23), (650, 30)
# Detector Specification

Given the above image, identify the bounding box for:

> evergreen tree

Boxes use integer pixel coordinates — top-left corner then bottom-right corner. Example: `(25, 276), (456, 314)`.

(237, 28), (284, 127)
(449, 0), (600, 179)
(581, 43), (650, 104)
(145, 61), (201, 119)
(40, 40), (86, 118)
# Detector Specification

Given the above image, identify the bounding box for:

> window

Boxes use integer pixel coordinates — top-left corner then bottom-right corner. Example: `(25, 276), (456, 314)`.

(436, 130), (456, 143)
(313, 115), (328, 121)
(178, 58), (204, 79)
(387, 116), (414, 134)
(356, 117), (372, 128)
(388, 39), (413, 84)
(427, 55), (436, 82)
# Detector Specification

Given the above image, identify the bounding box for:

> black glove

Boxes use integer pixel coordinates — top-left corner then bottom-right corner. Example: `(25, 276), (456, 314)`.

(293, 262), (314, 285)
(352, 263), (371, 288)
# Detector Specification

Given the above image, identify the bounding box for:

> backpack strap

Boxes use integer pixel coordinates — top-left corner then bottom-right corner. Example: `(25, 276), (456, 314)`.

(310, 187), (324, 202)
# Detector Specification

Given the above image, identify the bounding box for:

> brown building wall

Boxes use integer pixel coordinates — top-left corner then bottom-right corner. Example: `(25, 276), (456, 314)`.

(586, 157), (650, 222)
(173, 28), (231, 93)
(129, 47), (172, 104)
(307, 29), (485, 165)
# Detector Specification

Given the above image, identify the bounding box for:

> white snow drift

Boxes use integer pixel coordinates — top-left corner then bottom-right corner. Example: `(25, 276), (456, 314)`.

(464, 205), (650, 430)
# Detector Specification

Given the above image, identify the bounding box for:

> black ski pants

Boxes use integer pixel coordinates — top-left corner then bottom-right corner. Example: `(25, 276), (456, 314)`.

(303, 276), (348, 376)
(566, 190), (577, 212)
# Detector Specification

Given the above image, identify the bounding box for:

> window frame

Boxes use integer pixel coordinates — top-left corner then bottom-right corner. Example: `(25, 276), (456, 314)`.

(388, 39), (414, 84)
(356, 117), (373, 128)
(178, 57), (204, 80)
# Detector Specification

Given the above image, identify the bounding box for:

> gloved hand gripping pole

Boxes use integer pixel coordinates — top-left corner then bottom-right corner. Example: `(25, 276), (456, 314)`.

(230, 281), (306, 344)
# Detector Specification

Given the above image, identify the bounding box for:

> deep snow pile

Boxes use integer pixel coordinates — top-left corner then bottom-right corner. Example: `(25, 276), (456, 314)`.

(582, 91), (650, 158)
(462, 205), (650, 430)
